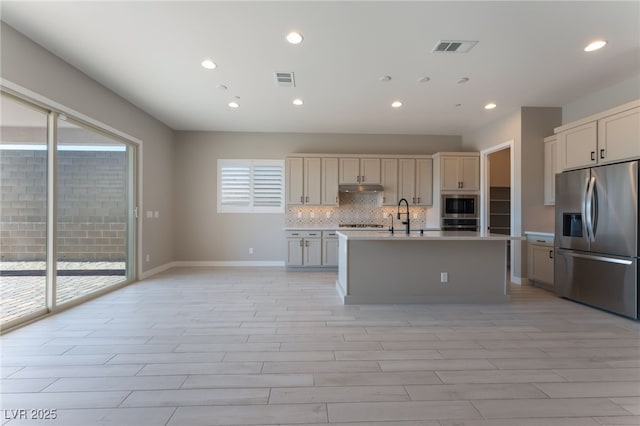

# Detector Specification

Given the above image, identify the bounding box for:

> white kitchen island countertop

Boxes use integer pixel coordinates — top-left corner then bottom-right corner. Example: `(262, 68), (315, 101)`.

(337, 230), (522, 241)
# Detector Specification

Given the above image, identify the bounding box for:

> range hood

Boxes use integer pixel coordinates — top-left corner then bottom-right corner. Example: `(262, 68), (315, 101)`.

(338, 184), (385, 193)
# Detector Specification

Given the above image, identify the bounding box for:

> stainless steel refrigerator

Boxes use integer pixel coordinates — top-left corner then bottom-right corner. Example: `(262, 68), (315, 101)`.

(555, 160), (639, 319)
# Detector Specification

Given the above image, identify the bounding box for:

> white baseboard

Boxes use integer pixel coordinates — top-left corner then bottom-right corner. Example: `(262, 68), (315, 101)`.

(511, 275), (524, 285)
(173, 261), (286, 268)
(140, 262), (178, 280)
(139, 260), (286, 280)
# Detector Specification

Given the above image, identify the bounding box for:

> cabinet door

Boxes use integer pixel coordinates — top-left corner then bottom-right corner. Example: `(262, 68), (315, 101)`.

(598, 107), (640, 164)
(286, 157), (304, 205)
(415, 158), (433, 205)
(304, 238), (322, 266)
(323, 237), (339, 266)
(303, 157), (322, 205)
(381, 158), (398, 205)
(559, 121), (597, 170)
(360, 158), (381, 184)
(441, 157), (461, 190)
(530, 244), (554, 285)
(339, 158), (361, 184)
(286, 238), (303, 266)
(398, 159), (416, 203)
(322, 157), (339, 205)
(544, 137), (557, 206)
(460, 157), (479, 190)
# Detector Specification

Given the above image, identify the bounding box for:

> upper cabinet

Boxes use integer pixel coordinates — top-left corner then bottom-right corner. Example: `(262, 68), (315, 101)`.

(286, 157), (321, 205)
(438, 153), (479, 191)
(380, 158), (399, 206)
(339, 158), (381, 184)
(398, 158), (433, 205)
(322, 157), (339, 206)
(543, 135), (558, 206)
(597, 106), (640, 164)
(557, 121), (598, 170)
(556, 101), (640, 171)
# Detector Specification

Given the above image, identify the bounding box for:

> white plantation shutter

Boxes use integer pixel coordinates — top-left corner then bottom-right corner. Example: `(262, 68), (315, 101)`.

(218, 160), (284, 213)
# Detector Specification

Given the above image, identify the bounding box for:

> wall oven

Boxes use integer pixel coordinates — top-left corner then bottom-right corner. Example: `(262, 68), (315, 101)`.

(442, 194), (478, 231)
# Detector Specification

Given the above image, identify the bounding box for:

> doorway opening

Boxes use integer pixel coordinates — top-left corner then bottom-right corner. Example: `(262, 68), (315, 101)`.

(480, 141), (515, 282)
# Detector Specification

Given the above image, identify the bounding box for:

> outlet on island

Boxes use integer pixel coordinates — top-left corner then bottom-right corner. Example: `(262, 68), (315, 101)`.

(440, 272), (448, 283)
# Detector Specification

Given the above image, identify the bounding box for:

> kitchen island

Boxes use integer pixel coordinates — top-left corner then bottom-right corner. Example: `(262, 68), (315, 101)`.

(336, 230), (521, 304)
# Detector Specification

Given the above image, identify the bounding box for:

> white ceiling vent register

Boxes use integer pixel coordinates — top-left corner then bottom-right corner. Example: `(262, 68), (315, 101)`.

(432, 40), (478, 53)
(275, 72), (296, 87)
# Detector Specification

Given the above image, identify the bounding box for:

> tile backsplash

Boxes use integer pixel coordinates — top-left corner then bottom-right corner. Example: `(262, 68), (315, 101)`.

(285, 192), (428, 228)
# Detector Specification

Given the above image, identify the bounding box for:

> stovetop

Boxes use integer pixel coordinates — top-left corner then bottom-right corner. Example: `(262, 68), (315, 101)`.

(339, 224), (384, 228)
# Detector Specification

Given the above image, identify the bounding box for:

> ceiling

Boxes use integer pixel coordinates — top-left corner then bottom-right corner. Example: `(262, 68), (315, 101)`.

(2, 1), (639, 136)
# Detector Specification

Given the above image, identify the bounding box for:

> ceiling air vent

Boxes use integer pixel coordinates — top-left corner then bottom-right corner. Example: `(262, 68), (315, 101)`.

(275, 72), (296, 87)
(432, 40), (478, 53)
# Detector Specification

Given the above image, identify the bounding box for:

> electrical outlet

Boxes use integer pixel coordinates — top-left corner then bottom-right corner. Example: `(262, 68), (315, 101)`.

(413, 213), (418, 219)
(249, 248), (254, 254)
(440, 272), (448, 283)
(326, 211), (331, 218)
(154, 211), (160, 218)
(297, 212), (302, 218)
(310, 212), (315, 218)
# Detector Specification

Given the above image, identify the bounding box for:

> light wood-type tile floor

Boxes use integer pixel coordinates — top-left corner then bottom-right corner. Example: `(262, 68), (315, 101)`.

(1, 267), (639, 425)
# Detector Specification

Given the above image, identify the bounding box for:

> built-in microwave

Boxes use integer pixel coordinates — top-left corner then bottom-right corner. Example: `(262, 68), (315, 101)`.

(442, 194), (478, 218)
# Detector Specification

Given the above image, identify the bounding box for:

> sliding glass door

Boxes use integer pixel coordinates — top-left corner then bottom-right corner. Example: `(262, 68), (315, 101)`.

(0, 94), (49, 325)
(55, 118), (133, 306)
(0, 91), (137, 328)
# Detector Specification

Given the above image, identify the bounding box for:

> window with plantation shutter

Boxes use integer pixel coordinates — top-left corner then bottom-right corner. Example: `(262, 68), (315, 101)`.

(217, 159), (284, 213)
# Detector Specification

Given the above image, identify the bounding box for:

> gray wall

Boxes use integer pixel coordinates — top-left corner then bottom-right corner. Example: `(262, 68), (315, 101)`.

(1, 22), (175, 273)
(461, 107), (562, 280)
(562, 74), (640, 124)
(173, 131), (462, 262)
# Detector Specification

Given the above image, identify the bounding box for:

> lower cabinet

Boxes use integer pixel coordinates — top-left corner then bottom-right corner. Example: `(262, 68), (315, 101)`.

(286, 230), (337, 268)
(527, 234), (554, 287)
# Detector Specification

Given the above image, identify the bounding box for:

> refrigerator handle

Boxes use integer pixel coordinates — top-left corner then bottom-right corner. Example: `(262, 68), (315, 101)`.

(581, 175), (590, 242)
(585, 176), (596, 242)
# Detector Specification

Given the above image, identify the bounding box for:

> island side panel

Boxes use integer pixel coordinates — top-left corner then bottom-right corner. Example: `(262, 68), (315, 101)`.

(336, 234), (348, 299)
(343, 239), (509, 304)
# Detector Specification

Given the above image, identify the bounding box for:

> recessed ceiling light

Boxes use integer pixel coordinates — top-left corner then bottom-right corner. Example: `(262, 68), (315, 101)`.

(216, 84), (228, 91)
(584, 40), (607, 52)
(286, 32), (303, 44)
(484, 102), (497, 110)
(228, 101), (239, 108)
(201, 59), (216, 70)
(379, 75), (392, 82)
(293, 98), (304, 106)
(417, 76), (430, 83)
(457, 77), (470, 84)
(391, 101), (403, 108)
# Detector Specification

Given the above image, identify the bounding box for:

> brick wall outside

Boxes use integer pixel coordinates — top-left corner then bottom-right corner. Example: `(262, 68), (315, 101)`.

(0, 149), (127, 262)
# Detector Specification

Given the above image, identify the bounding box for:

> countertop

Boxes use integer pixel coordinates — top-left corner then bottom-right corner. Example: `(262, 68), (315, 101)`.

(524, 231), (555, 239)
(284, 226), (440, 231)
(337, 230), (522, 241)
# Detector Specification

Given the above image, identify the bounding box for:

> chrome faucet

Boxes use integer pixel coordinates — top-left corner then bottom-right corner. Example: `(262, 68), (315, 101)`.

(388, 213), (394, 234)
(397, 198), (410, 234)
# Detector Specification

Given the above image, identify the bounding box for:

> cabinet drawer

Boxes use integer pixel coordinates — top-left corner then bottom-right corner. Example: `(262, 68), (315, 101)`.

(322, 231), (339, 239)
(285, 230), (322, 238)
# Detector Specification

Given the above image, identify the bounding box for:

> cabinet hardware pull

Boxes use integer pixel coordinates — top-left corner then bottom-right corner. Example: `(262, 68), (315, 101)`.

(591, 151), (596, 161)
(356, 175), (360, 183)
(600, 149), (605, 159)
(305, 240), (309, 247)
(362, 175), (365, 182)
(299, 239), (303, 247)
(292, 233), (299, 236)
(305, 196), (309, 202)
(300, 196), (304, 203)
(417, 197), (421, 204)
(412, 197), (416, 204)
(536, 239), (545, 243)
(549, 250), (554, 259)
(335, 196), (338, 203)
